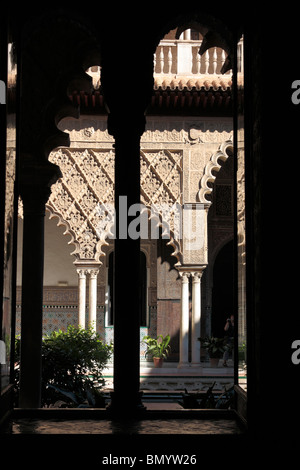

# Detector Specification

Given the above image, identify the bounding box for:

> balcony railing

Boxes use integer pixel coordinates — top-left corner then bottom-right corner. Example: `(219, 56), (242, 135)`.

(154, 40), (228, 76)
(86, 36), (243, 89)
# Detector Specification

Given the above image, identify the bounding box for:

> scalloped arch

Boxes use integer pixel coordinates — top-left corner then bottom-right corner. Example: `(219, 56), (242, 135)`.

(145, 206), (182, 266)
(44, 200), (182, 265)
(197, 140), (233, 203)
(45, 204), (80, 258)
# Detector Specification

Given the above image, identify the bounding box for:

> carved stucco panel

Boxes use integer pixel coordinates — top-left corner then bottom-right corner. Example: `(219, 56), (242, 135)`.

(47, 147), (184, 262)
(182, 204), (208, 265)
(40, 116), (234, 266)
(141, 118), (232, 145)
(58, 117), (114, 144)
(48, 148), (115, 261)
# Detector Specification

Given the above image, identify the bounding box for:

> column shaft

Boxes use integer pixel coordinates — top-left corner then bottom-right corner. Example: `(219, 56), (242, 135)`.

(178, 272), (190, 368)
(19, 197), (46, 407)
(108, 128), (144, 415)
(18, 162), (61, 408)
(191, 271), (202, 366)
(77, 269), (86, 328)
(88, 269), (98, 329)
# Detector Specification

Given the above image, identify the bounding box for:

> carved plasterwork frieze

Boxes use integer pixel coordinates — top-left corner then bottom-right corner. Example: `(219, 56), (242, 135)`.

(182, 204), (208, 265)
(237, 147), (246, 264)
(45, 147), (185, 263)
(141, 119), (232, 144)
(48, 148), (115, 261)
(141, 149), (183, 263)
(140, 149), (182, 207)
(59, 116), (233, 146)
(18, 133), (237, 268)
(57, 118), (114, 145)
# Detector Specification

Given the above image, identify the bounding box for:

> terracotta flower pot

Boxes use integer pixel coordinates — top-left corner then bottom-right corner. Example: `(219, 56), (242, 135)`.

(153, 357), (163, 368)
(209, 357), (220, 367)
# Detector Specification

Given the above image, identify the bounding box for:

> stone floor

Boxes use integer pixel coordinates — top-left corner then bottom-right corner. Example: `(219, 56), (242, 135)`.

(3, 414), (244, 435)
(0, 359), (249, 451)
(102, 360), (236, 392)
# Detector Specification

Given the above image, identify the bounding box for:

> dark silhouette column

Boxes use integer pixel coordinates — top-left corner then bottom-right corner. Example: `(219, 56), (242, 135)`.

(107, 117), (145, 416)
(19, 161), (61, 408)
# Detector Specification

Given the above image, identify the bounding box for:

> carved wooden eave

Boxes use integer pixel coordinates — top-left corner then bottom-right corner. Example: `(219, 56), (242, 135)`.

(67, 74), (234, 117)
(149, 84), (232, 116)
(153, 75), (232, 91)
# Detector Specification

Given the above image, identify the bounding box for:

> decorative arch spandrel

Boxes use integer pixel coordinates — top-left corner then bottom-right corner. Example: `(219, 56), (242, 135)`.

(197, 140), (233, 204)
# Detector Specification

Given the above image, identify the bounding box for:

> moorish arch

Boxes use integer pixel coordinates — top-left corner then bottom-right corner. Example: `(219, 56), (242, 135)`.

(198, 140), (233, 204)
(34, 137), (236, 339)
(20, 134), (236, 357)
(211, 238), (235, 337)
(45, 146), (185, 265)
(33, 145), (185, 333)
(18, 134), (236, 342)
(43, 138), (235, 272)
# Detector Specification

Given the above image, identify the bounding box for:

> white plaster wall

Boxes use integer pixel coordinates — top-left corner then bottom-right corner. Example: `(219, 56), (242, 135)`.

(17, 211), (78, 286)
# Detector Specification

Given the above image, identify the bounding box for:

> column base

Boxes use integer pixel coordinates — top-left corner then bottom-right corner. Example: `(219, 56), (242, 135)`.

(190, 362), (202, 368)
(106, 391), (146, 418)
(177, 362), (190, 369)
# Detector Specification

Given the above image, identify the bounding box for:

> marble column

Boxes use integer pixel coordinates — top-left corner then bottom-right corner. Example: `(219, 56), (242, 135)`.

(191, 271), (203, 367)
(88, 268), (99, 329)
(77, 269), (86, 328)
(178, 271), (190, 368)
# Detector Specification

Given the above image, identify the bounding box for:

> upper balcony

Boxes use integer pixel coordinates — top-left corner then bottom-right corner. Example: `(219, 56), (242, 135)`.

(153, 29), (236, 90)
(80, 29), (243, 115)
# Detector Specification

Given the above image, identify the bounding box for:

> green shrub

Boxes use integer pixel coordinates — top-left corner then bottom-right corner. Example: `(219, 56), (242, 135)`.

(15, 325), (113, 407)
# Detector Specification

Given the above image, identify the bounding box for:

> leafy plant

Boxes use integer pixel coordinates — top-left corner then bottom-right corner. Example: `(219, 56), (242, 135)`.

(14, 325), (113, 407)
(142, 334), (171, 360)
(198, 336), (228, 358)
(238, 341), (247, 363)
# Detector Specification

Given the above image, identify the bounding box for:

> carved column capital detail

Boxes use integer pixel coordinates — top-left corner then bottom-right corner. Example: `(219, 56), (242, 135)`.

(77, 269), (87, 278)
(191, 270), (204, 281)
(86, 268), (99, 278)
(179, 271), (190, 282)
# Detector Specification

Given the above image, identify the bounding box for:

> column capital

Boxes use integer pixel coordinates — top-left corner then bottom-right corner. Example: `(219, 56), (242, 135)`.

(107, 113), (146, 140)
(178, 265), (207, 279)
(77, 268), (87, 278)
(19, 159), (62, 188)
(191, 271), (204, 281)
(178, 271), (190, 282)
(19, 160), (62, 215)
(87, 268), (99, 279)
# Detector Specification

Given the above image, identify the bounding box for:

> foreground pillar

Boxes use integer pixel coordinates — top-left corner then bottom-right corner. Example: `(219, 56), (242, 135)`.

(19, 162), (61, 408)
(178, 271), (190, 368)
(107, 122), (145, 416)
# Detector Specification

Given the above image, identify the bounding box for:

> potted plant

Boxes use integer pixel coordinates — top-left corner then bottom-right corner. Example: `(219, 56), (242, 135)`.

(142, 334), (171, 367)
(198, 336), (227, 367)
